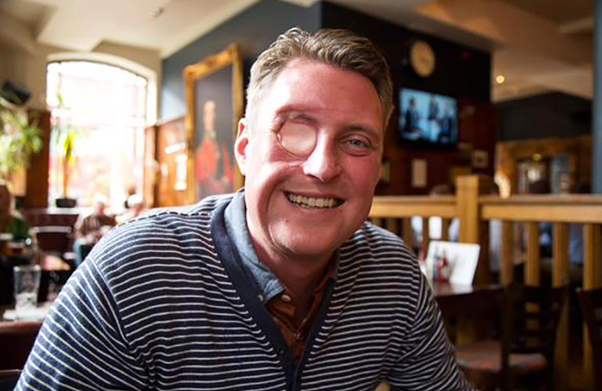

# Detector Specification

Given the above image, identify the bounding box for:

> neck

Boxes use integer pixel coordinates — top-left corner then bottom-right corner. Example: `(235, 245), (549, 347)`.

(255, 244), (332, 300)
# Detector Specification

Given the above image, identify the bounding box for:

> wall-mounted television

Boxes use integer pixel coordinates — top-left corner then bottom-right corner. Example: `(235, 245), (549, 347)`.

(398, 87), (458, 147)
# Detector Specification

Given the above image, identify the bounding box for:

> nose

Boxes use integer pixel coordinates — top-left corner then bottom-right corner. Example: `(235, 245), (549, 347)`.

(302, 138), (341, 182)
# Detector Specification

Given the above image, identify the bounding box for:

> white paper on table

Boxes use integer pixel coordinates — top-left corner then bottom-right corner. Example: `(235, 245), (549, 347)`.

(425, 240), (481, 285)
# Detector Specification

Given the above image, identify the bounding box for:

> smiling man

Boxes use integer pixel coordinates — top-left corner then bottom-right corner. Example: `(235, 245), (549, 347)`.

(237, 56), (385, 298)
(17, 28), (473, 391)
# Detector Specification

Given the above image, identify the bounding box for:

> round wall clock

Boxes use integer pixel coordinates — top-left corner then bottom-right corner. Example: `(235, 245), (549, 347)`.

(409, 40), (436, 77)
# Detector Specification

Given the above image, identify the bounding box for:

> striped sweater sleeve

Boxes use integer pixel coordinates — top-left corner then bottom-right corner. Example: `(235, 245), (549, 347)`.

(388, 273), (474, 390)
(16, 249), (149, 390)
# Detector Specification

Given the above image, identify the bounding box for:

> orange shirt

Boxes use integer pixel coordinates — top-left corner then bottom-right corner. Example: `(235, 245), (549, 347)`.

(266, 261), (335, 364)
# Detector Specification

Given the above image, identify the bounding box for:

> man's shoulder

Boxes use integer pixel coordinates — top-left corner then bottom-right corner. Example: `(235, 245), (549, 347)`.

(348, 221), (408, 247)
(340, 221), (417, 266)
(89, 194), (234, 266)
(118, 194), (233, 230)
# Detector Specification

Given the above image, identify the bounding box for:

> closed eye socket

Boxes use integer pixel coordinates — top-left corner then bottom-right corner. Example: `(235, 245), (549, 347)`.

(277, 121), (317, 157)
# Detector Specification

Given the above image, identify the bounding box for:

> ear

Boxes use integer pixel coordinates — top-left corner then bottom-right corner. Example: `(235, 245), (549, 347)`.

(234, 118), (250, 176)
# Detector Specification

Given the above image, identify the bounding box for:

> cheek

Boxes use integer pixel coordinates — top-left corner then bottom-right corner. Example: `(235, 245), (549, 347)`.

(245, 149), (297, 199)
(249, 135), (305, 174)
(348, 158), (382, 189)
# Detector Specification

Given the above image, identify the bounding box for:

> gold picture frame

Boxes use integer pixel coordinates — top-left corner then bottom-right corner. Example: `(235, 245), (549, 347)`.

(184, 43), (244, 203)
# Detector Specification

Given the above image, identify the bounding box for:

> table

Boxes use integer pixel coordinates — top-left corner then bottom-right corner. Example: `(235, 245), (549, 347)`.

(0, 306), (45, 370)
(433, 281), (501, 309)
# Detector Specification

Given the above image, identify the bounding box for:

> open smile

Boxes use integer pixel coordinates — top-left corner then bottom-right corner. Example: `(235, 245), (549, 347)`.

(285, 192), (343, 209)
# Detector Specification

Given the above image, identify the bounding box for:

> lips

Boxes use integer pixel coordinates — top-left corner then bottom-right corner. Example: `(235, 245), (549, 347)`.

(285, 192), (343, 209)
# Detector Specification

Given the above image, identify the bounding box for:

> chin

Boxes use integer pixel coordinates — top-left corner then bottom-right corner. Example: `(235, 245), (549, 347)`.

(272, 226), (347, 260)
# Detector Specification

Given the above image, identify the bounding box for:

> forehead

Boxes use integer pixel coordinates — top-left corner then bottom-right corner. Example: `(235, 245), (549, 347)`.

(258, 59), (384, 131)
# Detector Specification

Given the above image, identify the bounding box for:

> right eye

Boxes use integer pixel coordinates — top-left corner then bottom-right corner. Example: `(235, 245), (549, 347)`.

(277, 121), (317, 157)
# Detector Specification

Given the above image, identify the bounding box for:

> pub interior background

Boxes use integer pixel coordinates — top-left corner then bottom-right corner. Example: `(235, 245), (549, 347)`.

(0, 0), (600, 390)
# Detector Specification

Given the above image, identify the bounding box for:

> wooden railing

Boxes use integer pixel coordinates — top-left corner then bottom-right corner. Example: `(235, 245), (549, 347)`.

(369, 195), (456, 253)
(369, 175), (602, 391)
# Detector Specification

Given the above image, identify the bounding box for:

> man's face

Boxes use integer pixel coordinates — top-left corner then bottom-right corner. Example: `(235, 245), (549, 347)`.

(235, 59), (384, 265)
(94, 202), (105, 216)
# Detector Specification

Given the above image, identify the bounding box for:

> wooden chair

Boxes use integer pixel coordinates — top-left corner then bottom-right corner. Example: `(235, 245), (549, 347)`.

(456, 283), (569, 391)
(31, 226), (72, 254)
(0, 321), (42, 370)
(31, 225), (75, 268)
(577, 287), (602, 390)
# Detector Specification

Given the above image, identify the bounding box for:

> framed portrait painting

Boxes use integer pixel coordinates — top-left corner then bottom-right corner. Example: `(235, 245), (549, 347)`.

(184, 43), (244, 203)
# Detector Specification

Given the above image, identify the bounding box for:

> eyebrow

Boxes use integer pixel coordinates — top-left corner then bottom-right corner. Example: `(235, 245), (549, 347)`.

(344, 124), (382, 141)
(275, 107), (382, 138)
(275, 109), (316, 124)
(288, 112), (318, 126)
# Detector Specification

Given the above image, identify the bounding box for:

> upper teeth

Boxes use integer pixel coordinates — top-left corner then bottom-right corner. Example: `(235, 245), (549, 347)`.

(287, 193), (338, 208)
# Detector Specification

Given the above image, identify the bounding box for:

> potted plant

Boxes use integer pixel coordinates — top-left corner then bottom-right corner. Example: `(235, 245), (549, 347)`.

(52, 95), (81, 208)
(0, 102), (43, 184)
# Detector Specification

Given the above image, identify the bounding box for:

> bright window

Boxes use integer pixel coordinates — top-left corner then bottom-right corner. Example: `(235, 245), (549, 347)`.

(46, 61), (149, 210)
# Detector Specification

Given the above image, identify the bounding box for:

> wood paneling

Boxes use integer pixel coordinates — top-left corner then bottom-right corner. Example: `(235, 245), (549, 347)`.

(25, 109), (51, 208)
(143, 124), (156, 208)
(496, 135), (591, 195)
(154, 117), (189, 207)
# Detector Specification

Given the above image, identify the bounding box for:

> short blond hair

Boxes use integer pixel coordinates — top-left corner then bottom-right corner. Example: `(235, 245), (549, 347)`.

(246, 27), (393, 129)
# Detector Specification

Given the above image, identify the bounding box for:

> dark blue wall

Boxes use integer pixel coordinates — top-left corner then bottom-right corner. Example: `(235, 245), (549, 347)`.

(160, 0), (321, 120)
(496, 92), (592, 141)
(321, 2), (491, 103)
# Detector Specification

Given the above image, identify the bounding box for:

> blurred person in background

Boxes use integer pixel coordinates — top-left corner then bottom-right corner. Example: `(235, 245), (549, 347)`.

(117, 194), (145, 224)
(567, 182), (600, 284)
(530, 179), (553, 258)
(73, 195), (116, 266)
(0, 181), (29, 242)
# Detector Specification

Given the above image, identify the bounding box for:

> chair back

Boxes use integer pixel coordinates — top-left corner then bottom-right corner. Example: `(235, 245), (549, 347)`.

(0, 321), (42, 370)
(501, 283), (569, 390)
(31, 226), (72, 254)
(577, 287), (602, 390)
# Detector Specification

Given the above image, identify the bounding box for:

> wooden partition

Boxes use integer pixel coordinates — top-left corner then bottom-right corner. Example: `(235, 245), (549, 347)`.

(369, 175), (602, 391)
(369, 195), (456, 253)
(479, 194), (602, 391)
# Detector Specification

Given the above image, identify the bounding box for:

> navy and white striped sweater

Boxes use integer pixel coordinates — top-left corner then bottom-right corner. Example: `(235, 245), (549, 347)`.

(17, 195), (473, 390)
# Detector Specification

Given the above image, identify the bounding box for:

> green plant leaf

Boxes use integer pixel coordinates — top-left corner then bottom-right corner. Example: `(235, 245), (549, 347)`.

(0, 108), (43, 179)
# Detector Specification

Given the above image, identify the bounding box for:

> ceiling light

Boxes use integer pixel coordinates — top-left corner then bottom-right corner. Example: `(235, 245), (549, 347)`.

(149, 7), (165, 20)
(495, 75), (506, 85)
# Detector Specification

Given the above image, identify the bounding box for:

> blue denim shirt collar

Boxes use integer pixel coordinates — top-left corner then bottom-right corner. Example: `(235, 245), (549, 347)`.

(224, 191), (284, 302)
